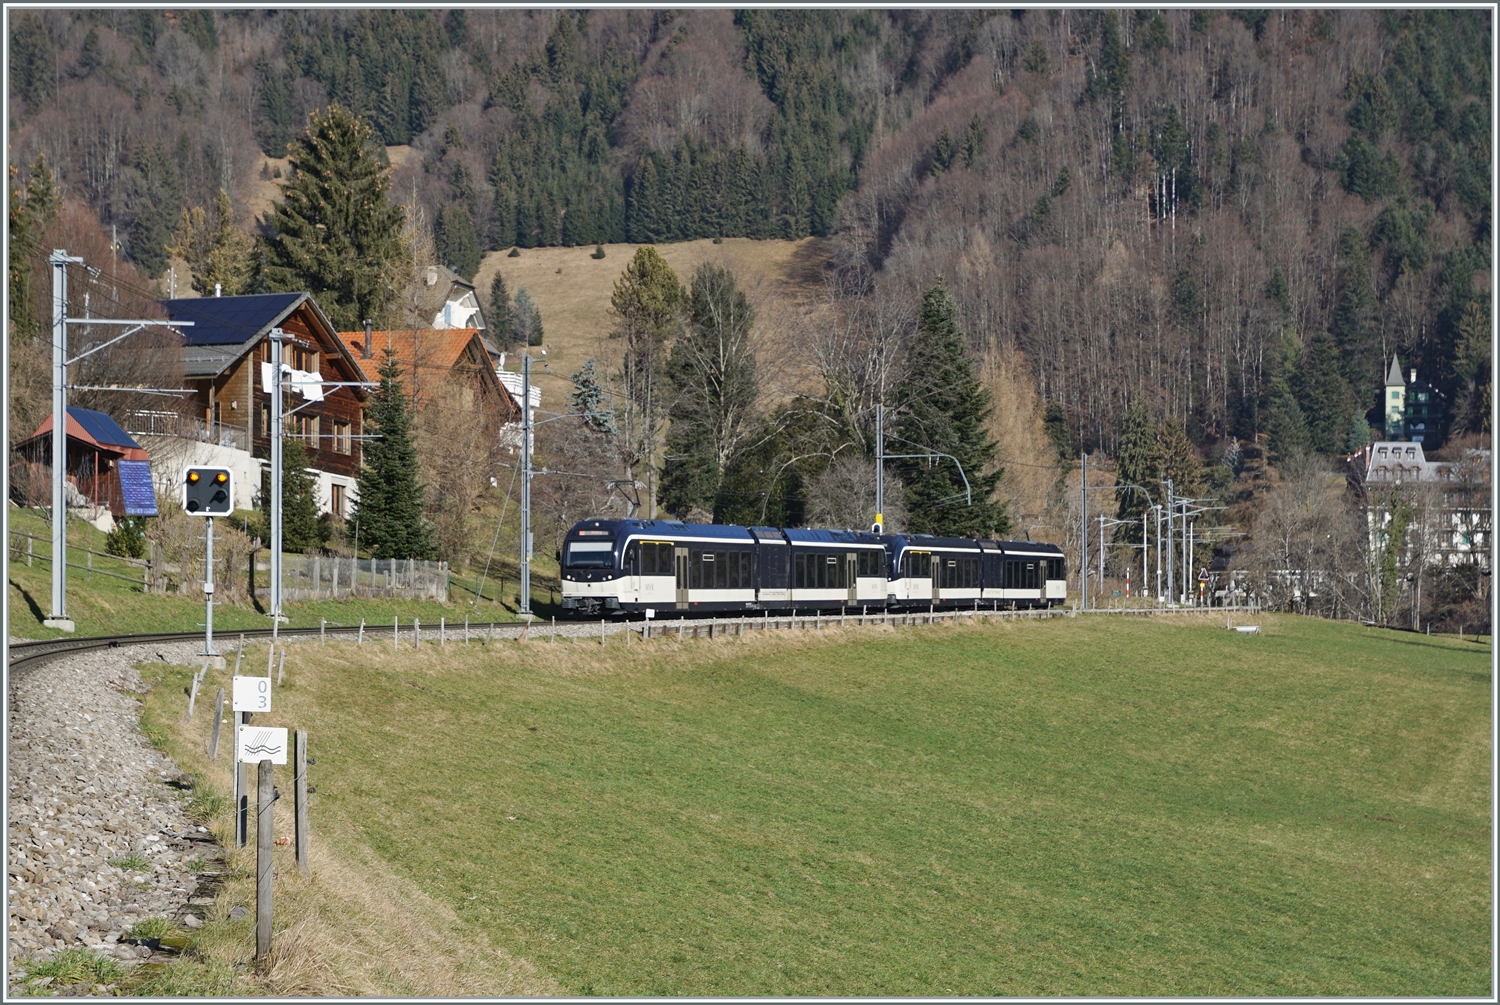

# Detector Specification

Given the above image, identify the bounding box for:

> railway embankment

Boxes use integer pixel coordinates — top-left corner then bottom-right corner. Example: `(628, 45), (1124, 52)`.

(6, 639), (211, 992)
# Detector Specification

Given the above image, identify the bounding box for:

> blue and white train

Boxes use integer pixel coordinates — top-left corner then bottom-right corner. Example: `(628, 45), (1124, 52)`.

(558, 519), (1067, 616)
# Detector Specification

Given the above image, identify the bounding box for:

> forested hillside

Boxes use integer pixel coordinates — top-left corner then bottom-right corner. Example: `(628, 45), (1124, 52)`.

(10, 8), (1489, 459)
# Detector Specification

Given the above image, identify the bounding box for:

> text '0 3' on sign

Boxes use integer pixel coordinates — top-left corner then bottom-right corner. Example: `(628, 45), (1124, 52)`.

(233, 675), (271, 713)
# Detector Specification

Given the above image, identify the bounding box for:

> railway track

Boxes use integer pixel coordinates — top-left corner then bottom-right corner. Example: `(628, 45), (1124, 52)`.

(6, 622), (526, 676)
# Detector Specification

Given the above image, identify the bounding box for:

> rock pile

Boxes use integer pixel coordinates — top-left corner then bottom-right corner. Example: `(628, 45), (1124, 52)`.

(7, 640), (212, 984)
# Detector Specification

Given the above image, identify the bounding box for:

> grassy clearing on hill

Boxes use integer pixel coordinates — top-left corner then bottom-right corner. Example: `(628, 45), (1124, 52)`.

(146, 613), (1492, 996)
(477, 237), (832, 410)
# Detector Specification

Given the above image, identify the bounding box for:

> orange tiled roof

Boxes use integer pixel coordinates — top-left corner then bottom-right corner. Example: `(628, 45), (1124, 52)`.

(336, 328), (502, 410)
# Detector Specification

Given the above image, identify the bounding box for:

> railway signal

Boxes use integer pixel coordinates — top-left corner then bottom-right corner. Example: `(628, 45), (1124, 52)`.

(183, 466), (233, 659)
(183, 467), (233, 515)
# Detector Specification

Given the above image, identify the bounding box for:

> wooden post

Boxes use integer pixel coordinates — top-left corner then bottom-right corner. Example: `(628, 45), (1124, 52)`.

(393, 616), (399, 650)
(440, 617), (445, 646)
(256, 759), (274, 960)
(27, 536), (33, 566)
(185, 663), (205, 721)
(320, 617), (326, 645)
(414, 618), (420, 648)
(358, 618), (365, 646)
(551, 616), (556, 643)
(208, 688), (224, 758)
(233, 636), (244, 675)
(294, 730), (309, 877)
(464, 617), (469, 644)
(277, 650), (285, 685)
(601, 618), (606, 646)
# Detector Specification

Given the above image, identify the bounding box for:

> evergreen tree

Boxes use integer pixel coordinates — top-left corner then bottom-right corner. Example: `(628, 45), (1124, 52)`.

(262, 438), (326, 552)
(1151, 417), (1200, 499)
(1265, 330), (1311, 462)
(1347, 411), (1373, 452)
(77, 27), (102, 77)
(512, 288), (543, 346)
(354, 351), (435, 559)
(1042, 402), (1073, 461)
(1331, 227), (1381, 402)
(488, 273), (512, 345)
(260, 104), (407, 331)
(960, 114), (986, 169)
(171, 190), (254, 296)
(1113, 400), (1157, 544)
(8, 154), (60, 341)
(890, 281), (1008, 537)
(1298, 328), (1354, 454)
(123, 142), (183, 278)
(433, 202), (480, 281)
(9, 14), (56, 115)
(255, 54), (294, 155)
(569, 358), (616, 434)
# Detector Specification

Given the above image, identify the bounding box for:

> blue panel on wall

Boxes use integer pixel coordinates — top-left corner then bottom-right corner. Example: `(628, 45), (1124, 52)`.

(117, 460), (158, 516)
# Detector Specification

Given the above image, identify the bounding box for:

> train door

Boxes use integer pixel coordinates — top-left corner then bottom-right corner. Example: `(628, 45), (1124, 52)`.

(846, 553), (858, 604)
(932, 555), (943, 603)
(675, 547), (689, 609)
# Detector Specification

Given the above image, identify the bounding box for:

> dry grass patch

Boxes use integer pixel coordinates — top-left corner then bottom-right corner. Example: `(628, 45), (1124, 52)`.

(134, 659), (559, 998)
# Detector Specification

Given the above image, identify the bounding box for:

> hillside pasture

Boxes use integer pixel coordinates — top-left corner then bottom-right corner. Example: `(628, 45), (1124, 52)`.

(179, 613), (1491, 996)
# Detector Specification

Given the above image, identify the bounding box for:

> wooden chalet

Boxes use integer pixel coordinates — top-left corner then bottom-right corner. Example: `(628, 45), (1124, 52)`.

(160, 292), (371, 518)
(336, 326), (520, 430)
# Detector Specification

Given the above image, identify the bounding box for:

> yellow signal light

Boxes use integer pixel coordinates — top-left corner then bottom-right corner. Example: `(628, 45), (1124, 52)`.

(215, 472), (227, 483)
(188, 471), (200, 483)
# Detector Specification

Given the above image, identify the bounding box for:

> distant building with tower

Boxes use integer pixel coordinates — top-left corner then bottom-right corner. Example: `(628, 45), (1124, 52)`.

(1383, 354), (1443, 444)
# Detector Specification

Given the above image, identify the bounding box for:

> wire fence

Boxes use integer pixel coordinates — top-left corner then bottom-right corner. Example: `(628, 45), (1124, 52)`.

(278, 555), (450, 602)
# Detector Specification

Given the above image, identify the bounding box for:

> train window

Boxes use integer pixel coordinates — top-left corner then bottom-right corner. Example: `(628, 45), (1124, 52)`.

(740, 551), (752, 588)
(794, 553), (805, 590)
(715, 551), (728, 588)
(690, 551), (702, 589)
(565, 541), (615, 569)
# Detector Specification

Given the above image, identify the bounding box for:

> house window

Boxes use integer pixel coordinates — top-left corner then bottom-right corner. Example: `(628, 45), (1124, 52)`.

(292, 413), (319, 447)
(291, 345), (318, 371)
(259, 402), (270, 437)
(330, 483), (346, 519)
(334, 421), (352, 454)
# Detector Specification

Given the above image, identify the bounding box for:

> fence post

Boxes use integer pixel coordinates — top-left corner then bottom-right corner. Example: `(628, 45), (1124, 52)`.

(233, 636), (244, 675)
(393, 617), (398, 651)
(358, 619), (364, 646)
(27, 536), (33, 566)
(464, 617), (469, 644)
(277, 650), (285, 685)
(208, 688), (224, 759)
(294, 729), (309, 877)
(320, 617), (326, 646)
(440, 617), (445, 646)
(601, 618), (606, 646)
(414, 617), (420, 649)
(256, 759), (274, 961)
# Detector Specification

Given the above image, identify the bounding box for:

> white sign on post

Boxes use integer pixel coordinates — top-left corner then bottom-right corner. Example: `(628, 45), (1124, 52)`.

(644, 609), (655, 619)
(233, 675), (272, 713)
(237, 726), (289, 765)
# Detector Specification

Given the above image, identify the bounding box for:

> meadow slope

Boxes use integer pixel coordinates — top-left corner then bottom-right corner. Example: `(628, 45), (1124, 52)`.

(157, 613), (1493, 996)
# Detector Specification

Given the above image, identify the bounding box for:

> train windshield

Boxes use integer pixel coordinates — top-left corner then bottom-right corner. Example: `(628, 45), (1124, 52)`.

(565, 541), (616, 569)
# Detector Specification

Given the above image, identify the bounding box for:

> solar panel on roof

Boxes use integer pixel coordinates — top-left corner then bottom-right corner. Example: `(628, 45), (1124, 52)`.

(164, 293), (304, 346)
(69, 407), (141, 450)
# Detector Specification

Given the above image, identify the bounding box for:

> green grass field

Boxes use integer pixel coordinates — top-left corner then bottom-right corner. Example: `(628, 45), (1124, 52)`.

(222, 614), (1491, 996)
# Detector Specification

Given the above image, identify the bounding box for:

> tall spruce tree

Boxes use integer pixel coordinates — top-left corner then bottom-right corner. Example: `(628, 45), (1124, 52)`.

(890, 281), (1008, 537)
(434, 202), (480, 281)
(1264, 329), (1311, 461)
(1297, 328), (1354, 454)
(1331, 227), (1380, 401)
(354, 351), (435, 559)
(489, 272), (513, 345)
(260, 439), (326, 552)
(1114, 400), (1157, 545)
(261, 104), (406, 331)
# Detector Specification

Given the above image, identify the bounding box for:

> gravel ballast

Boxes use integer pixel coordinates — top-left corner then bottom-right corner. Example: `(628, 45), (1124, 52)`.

(7, 639), (214, 985)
